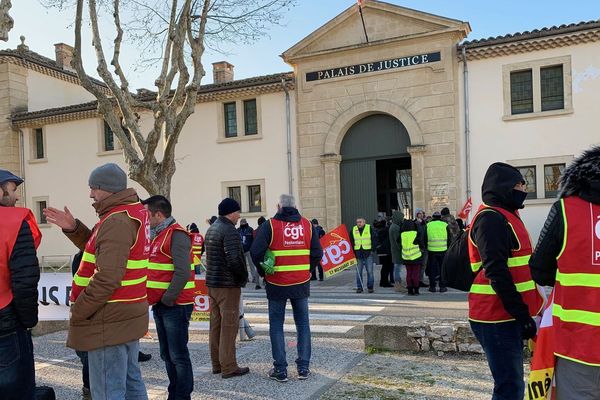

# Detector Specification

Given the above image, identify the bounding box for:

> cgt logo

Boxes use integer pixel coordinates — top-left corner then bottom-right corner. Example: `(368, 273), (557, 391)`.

(284, 223), (305, 240)
(322, 239), (351, 266)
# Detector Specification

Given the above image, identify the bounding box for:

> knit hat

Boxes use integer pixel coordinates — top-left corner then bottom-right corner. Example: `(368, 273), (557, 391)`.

(432, 211), (442, 219)
(441, 207), (450, 216)
(311, 218), (319, 225)
(218, 198), (241, 216)
(88, 163), (127, 193)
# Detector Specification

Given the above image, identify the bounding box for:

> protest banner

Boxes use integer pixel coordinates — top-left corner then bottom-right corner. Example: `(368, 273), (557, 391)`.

(38, 273), (72, 320)
(190, 274), (210, 322)
(320, 224), (357, 279)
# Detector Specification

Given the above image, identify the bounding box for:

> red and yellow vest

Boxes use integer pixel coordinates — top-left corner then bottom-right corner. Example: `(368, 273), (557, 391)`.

(71, 203), (150, 303)
(468, 204), (544, 323)
(147, 223), (196, 306)
(0, 207), (42, 310)
(553, 196), (600, 366)
(191, 232), (204, 265)
(267, 218), (312, 286)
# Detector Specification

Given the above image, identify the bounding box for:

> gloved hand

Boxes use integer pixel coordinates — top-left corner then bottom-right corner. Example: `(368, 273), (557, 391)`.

(260, 249), (275, 275)
(517, 316), (537, 340)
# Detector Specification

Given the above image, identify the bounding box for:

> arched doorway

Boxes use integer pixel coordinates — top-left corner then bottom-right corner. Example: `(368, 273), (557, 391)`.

(340, 114), (412, 228)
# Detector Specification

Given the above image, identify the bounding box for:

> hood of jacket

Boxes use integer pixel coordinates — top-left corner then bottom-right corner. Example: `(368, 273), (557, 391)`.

(391, 211), (404, 226)
(274, 206), (301, 223)
(93, 188), (139, 217)
(481, 162), (525, 211)
(559, 146), (600, 204)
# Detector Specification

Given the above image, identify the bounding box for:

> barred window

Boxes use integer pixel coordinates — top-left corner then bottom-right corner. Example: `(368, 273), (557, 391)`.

(541, 65), (564, 111)
(244, 99), (257, 135)
(544, 163), (565, 199)
(510, 70), (533, 115)
(224, 102), (237, 138)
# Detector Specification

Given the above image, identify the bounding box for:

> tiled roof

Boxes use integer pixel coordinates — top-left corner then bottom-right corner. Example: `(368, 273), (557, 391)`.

(460, 20), (600, 49)
(0, 47), (108, 88)
(12, 71), (295, 125)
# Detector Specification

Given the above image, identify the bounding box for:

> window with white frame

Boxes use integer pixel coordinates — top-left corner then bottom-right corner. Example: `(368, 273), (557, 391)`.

(503, 56), (572, 120)
(32, 196), (49, 225)
(101, 121), (131, 153)
(219, 98), (261, 140)
(509, 156), (572, 201)
(30, 127), (46, 161)
(222, 179), (266, 215)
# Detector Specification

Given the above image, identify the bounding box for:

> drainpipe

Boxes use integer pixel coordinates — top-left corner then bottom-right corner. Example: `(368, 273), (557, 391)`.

(462, 46), (471, 219)
(281, 78), (293, 196)
(18, 128), (27, 208)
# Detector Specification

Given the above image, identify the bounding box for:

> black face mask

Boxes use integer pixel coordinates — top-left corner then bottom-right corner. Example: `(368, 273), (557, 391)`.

(511, 189), (528, 210)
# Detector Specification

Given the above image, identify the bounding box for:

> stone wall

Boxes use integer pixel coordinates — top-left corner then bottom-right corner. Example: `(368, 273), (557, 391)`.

(364, 317), (483, 354)
(0, 62), (27, 175)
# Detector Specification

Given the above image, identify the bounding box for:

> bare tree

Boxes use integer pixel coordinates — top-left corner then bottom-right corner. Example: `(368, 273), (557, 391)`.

(0, 0), (13, 41)
(45, 0), (294, 197)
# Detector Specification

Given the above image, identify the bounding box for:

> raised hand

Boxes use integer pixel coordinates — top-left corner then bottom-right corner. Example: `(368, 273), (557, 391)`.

(43, 206), (77, 231)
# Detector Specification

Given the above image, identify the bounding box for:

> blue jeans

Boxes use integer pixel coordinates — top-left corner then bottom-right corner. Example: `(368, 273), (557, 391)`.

(355, 255), (374, 290)
(0, 329), (35, 400)
(268, 297), (311, 372)
(470, 321), (524, 400)
(88, 339), (148, 400)
(393, 263), (404, 283)
(153, 303), (193, 400)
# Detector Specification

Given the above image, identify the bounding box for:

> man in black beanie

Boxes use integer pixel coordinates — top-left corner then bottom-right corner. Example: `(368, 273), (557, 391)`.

(204, 198), (249, 378)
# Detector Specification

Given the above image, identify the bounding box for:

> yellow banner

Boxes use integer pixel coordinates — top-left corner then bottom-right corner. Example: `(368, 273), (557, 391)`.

(527, 368), (554, 399)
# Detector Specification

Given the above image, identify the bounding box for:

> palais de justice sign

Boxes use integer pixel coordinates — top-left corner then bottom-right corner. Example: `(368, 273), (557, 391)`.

(306, 51), (441, 82)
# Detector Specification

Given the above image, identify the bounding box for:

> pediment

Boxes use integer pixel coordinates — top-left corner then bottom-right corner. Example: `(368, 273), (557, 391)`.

(282, 1), (470, 62)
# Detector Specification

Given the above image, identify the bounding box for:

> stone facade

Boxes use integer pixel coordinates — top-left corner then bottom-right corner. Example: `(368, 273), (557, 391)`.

(0, 61), (27, 176)
(283, 2), (469, 229)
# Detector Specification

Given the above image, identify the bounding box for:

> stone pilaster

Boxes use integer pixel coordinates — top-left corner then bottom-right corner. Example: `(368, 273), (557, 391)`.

(320, 153), (342, 230)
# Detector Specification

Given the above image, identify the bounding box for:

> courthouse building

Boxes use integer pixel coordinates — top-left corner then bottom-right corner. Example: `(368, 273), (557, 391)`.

(1, 1), (599, 260)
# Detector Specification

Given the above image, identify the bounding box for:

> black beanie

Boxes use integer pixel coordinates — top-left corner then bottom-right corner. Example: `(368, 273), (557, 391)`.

(218, 198), (241, 216)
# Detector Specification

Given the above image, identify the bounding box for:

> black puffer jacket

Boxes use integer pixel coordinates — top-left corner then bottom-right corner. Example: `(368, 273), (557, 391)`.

(531, 146), (600, 285)
(205, 216), (248, 288)
(0, 220), (40, 334)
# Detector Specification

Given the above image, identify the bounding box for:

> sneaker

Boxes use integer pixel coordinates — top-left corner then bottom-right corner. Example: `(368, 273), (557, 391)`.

(255, 285), (262, 290)
(356, 288), (363, 293)
(138, 351), (152, 362)
(368, 288), (374, 293)
(439, 287), (448, 293)
(428, 287), (436, 293)
(269, 368), (288, 382)
(298, 369), (311, 380)
(419, 281), (428, 288)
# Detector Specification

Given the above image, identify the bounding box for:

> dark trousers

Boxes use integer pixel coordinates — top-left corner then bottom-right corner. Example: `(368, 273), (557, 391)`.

(76, 350), (90, 390)
(427, 251), (446, 289)
(0, 328), (35, 400)
(153, 303), (194, 400)
(208, 287), (241, 375)
(470, 320), (524, 400)
(378, 254), (393, 286)
(405, 264), (421, 288)
(310, 260), (323, 280)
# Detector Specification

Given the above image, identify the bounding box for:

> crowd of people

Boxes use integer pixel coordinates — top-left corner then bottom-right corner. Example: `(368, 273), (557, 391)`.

(350, 206), (463, 295)
(1, 143), (599, 400)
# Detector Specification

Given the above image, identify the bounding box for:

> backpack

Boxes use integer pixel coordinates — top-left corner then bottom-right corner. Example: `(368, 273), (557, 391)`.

(441, 228), (473, 291)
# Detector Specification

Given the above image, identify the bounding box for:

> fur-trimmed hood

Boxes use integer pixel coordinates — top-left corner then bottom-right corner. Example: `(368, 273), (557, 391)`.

(559, 145), (600, 203)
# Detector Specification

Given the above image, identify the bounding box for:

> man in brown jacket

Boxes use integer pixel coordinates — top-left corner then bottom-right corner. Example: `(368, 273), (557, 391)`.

(44, 163), (150, 400)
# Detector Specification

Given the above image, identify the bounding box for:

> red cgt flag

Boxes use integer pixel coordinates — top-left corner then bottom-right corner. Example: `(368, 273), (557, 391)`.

(458, 197), (472, 220)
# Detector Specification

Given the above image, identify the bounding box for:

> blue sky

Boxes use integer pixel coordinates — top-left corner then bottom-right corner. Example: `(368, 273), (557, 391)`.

(5, 0), (600, 89)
